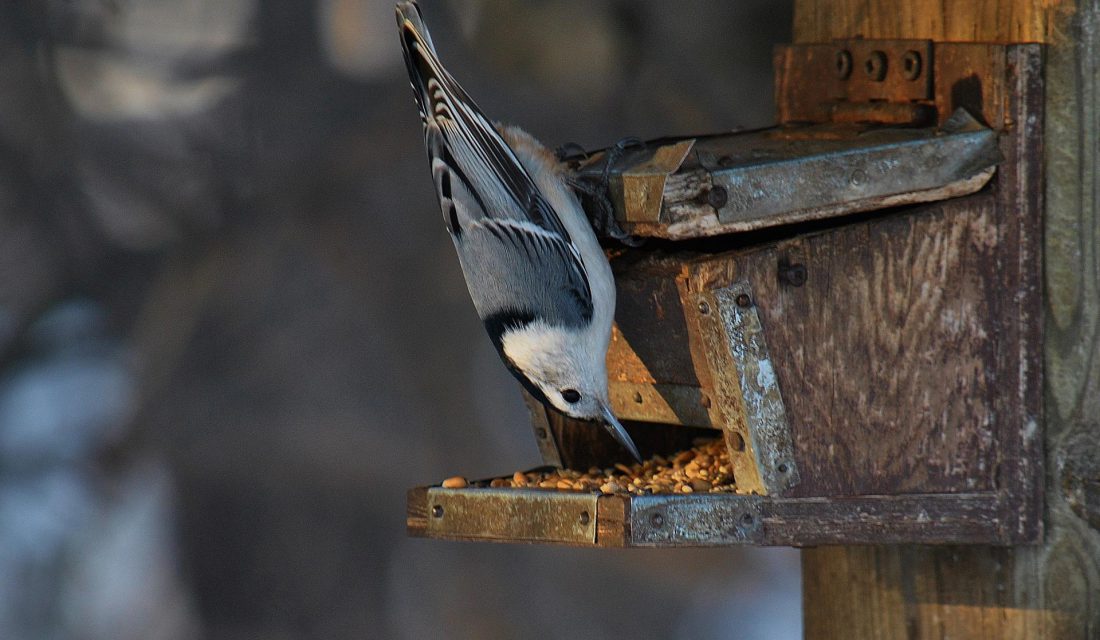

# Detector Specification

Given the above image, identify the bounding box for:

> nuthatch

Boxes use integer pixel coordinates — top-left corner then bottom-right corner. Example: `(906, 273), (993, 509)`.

(396, 1), (641, 461)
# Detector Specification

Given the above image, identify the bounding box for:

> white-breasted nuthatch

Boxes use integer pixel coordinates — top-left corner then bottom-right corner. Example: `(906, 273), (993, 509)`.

(396, 1), (641, 461)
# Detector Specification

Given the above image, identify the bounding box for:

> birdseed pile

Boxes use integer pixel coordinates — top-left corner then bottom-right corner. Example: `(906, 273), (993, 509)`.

(439, 437), (738, 495)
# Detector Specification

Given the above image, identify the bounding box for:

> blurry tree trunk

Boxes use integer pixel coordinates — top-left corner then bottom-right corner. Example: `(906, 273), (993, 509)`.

(795, 0), (1100, 638)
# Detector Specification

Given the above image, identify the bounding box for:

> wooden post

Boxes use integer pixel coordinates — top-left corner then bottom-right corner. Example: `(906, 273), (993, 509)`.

(795, 1), (1100, 637)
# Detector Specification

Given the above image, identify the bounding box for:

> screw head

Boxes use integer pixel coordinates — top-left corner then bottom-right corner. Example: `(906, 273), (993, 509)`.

(633, 391), (643, 404)
(431, 505), (444, 518)
(735, 293), (752, 308)
(902, 50), (922, 80)
(779, 262), (808, 287)
(835, 50), (853, 79)
(650, 512), (665, 528)
(740, 512), (755, 527)
(535, 427), (548, 439)
(777, 463), (789, 474)
(707, 186), (728, 209)
(698, 300), (711, 315)
(864, 50), (887, 81)
(579, 510), (590, 526)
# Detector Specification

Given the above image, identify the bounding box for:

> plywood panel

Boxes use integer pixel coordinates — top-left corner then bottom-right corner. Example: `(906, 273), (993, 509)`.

(683, 196), (1006, 497)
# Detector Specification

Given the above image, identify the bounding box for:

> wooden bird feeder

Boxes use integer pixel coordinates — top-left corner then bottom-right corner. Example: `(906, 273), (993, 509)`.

(408, 42), (1043, 548)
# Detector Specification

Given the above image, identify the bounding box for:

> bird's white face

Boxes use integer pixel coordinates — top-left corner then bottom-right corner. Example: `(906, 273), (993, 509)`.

(500, 320), (610, 421)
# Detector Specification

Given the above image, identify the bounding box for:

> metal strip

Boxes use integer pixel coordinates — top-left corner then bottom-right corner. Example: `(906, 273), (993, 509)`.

(426, 488), (597, 544)
(522, 391), (562, 468)
(574, 109), (1000, 239)
(713, 284), (801, 495)
(611, 139), (696, 222)
(710, 109), (1000, 226)
(629, 494), (763, 545)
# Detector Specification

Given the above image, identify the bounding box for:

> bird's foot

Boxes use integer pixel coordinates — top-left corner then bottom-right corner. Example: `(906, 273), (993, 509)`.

(566, 137), (647, 247)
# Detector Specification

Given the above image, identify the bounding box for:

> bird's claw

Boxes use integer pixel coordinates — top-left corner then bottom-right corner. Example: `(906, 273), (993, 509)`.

(565, 136), (648, 246)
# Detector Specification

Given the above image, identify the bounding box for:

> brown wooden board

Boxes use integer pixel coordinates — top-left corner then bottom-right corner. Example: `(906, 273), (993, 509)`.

(684, 195), (1005, 497)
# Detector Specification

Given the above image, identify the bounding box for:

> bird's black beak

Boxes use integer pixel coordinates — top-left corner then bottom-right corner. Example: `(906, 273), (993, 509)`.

(599, 402), (642, 463)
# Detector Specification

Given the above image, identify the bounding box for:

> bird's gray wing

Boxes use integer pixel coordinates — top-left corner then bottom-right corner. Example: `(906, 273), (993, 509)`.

(397, 2), (593, 324)
(457, 217), (594, 329)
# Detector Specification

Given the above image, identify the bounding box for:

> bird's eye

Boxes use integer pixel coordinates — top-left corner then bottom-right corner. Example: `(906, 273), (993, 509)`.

(561, 389), (581, 403)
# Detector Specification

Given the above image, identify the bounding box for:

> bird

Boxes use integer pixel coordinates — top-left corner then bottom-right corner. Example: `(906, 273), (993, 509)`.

(395, 1), (641, 462)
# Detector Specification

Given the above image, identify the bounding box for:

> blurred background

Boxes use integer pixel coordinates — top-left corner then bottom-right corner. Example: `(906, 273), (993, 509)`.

(0, 1), (799, 638)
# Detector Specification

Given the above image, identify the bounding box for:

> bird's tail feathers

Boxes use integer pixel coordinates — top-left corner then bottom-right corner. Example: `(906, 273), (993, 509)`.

(396, 1), (451, 126)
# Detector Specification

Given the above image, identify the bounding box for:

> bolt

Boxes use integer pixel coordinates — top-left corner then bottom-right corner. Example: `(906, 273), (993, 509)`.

(707, 186), (728, 209)
(698, 300), (711, 315)
(835, 49), (853, 79)
(431, 505), (444, 518)
(864, 50), (887, 81)
(740, 512), (755, 527)
(777, 463), (789, 474)
(650, 512), (665, 528)
(779, 262), (807, 287)
(633, 391), (643, 404)
(902, 50), (922, 80)
(850, 168), (869, 187)
(579, 510), (590, 526)
(735, 293), (752, 308)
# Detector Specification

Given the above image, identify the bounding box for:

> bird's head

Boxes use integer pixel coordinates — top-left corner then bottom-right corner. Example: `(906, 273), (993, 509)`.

(498, 319), (641, 461)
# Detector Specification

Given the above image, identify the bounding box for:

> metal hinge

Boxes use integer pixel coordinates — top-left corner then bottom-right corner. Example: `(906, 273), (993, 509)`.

(776, 39), (936, 125)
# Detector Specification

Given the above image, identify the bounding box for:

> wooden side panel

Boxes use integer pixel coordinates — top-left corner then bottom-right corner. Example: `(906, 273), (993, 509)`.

(685, 195), (1006, 497)
(608, 258), (698, 385)
(990, 45), (1044, 541)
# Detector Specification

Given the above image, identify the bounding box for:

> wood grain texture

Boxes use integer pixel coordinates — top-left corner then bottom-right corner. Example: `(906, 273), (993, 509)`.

(800, 1), (1100, 638)
(683, 197), (1011, 498)
(792, 0), (1056, 44)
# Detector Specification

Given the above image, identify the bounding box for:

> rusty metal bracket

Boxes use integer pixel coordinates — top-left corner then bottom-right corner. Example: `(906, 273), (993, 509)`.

(630, 494), (763, 545)
(694, 282), (799, 496)
(776, 40), (935, 125)
(426, 488), (598, 544)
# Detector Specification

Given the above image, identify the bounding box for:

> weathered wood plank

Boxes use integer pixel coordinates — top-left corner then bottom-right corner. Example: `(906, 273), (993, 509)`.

(680, 195), (1009, 497)
(792, 0), (1053, 44)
